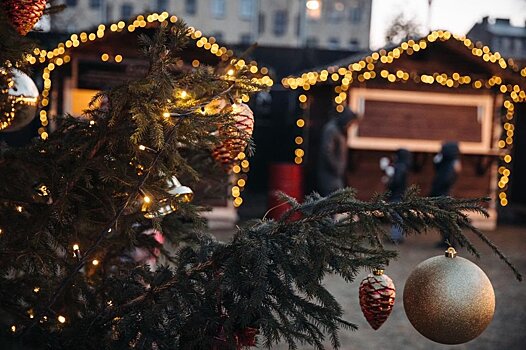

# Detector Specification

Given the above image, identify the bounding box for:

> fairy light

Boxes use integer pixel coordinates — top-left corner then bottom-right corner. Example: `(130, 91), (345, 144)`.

(58, 315), (66, 324)
(92, 259), (99, 266)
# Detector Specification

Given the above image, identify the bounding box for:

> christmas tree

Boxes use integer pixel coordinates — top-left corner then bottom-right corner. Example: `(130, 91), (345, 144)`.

(0, 5), (521, 350)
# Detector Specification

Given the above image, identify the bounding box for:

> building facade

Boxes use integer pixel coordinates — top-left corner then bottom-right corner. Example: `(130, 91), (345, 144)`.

(51, 0), (372, 50)
(468, 17), (526, 61)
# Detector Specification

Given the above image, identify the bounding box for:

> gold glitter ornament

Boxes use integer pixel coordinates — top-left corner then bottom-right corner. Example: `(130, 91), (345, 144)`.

(403, 247), (495, 344)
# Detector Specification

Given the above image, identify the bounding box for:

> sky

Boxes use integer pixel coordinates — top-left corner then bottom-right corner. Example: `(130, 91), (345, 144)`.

(370, 0), (526, 49)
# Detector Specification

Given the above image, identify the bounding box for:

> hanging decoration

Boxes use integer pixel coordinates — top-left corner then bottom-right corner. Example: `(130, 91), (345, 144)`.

(212, 103), (254, 170)
(213, 326), (258, 350)
(1, 0), (48, 36)
(0, 68), (39, 132)
(167, 175), (194, 203)
(141, 177), (194, 219)
(359, 269), (396, 330)
(403, 247), (495, 344)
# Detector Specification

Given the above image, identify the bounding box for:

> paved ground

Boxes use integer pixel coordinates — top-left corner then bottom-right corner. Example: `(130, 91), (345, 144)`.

(212, 224), (526, 350)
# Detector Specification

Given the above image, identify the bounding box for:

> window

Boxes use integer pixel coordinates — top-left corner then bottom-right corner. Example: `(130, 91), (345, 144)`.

(258, 13), (265, 34)
(273, 10), (288, 36)
(66, 0), (77, 7)
(328, 37), (340, 49)
(239, 0), (254, 20)
(89, 0), (101, 9)
(156, 0), (169, 12)
(121, 4), (133, 19)
(240, 33), (252, 44)
(349, 5), (362, 23)
(349, 39), (360, 49)
(211, 0), (226, 19)
(185, 0), (197, 15)
(106, 3), (113, 21)
(328, 1), (345, 22)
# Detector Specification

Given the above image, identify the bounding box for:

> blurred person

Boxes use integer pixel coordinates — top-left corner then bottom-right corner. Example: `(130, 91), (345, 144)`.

(386, 148), (413, 243)
(429, 141), (462, 247)
(316, 107), (359, 197)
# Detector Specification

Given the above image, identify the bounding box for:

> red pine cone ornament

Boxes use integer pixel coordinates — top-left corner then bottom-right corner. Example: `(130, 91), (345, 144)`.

(359, 269), (396, 330)
(2, 0), (47, 36)
(212, 103), (254, 170)
(213, 326), (258, 349)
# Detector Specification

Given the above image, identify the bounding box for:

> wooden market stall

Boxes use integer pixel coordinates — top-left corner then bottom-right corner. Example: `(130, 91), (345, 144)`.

(36, 13), (273, 228)
(283, 31), (526, 229)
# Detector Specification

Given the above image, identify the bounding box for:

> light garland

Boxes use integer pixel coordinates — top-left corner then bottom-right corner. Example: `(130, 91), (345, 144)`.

(294, 94), (308, 165)
(282, 30), (526, 207)
(25, 12), (273, 208)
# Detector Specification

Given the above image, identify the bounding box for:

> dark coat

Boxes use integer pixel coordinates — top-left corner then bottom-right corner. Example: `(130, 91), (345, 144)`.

(388, 149), (412, 201)
(316, 119), (349, 196)
(429, 142), (460, 197)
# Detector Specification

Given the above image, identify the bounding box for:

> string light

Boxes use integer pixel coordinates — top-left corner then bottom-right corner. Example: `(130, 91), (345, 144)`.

(92, 259), (99, 266)
(57, 315), (66, 323)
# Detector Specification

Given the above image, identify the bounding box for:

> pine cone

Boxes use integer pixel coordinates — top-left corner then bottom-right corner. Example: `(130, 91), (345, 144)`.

(359, 270), (396, 330)
(212, 103), (254, 170)
(2, 0), (47, 36)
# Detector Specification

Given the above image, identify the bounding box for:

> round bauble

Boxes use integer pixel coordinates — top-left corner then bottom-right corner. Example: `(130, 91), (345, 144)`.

(1, 0), (47, 36)
(1, 68), (39, 132)
(403, 248), (495, 344)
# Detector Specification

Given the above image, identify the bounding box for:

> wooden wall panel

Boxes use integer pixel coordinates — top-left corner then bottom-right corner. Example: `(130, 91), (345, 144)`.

(358, 101), (481, 142)
(346, 150), (492, 205)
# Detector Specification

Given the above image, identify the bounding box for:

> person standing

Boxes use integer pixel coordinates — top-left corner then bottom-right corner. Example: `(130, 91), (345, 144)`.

(387, 148), (413, 243)
(316, 107), (358, 197)
(429, 141), (462, 246)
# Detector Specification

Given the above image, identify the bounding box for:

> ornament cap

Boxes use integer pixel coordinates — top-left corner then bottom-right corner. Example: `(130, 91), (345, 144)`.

(445, 247), (457, 258)
(373, 268), (384, 276)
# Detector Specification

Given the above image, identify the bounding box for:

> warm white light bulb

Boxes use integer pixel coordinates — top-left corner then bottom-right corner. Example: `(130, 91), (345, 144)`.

(306, 0), (320, 10)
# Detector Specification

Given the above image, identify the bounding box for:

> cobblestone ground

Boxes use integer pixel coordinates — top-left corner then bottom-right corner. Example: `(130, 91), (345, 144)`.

(212, 225), (526, 350)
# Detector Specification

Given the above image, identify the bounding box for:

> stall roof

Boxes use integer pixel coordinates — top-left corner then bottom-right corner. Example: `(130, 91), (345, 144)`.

(282, 30), (526, 92)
